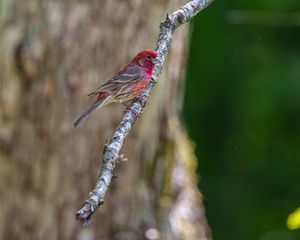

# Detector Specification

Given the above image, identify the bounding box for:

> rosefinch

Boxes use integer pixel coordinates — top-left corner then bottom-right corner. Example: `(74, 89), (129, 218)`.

(74, 49), (158, 127)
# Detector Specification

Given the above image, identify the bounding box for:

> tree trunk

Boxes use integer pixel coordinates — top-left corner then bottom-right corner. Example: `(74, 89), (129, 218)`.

(0, 0), (210, 239)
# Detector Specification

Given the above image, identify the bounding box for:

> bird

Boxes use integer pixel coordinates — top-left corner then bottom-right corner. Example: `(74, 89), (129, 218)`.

(74, 49), (159, 127)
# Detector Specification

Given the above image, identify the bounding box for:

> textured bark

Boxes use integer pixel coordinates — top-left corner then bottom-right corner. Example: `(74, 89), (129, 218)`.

(0, 0), (210, 239)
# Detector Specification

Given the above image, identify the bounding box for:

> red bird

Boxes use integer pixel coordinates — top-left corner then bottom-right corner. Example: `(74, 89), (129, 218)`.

(74, 49), (158, 127)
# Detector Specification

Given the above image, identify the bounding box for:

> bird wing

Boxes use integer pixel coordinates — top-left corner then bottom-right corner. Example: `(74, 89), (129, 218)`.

(88, 65), (142, 97)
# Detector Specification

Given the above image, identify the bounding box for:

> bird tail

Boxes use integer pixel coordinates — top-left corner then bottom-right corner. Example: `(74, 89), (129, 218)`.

(74, 100), (105, 127)
(87, 91), (97, 97)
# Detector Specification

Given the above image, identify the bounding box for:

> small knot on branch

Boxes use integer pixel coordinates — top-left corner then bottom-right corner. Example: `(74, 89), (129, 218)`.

(178, 12), (185, 24)
(116, 153), (128, 163)
(111, 153), (128, 167)
(76, 199), (104, 226)
(160, 13), (172, 28)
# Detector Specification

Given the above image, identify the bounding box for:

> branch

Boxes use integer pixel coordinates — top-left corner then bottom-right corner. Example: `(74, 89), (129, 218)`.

(76, 0), (213, 225)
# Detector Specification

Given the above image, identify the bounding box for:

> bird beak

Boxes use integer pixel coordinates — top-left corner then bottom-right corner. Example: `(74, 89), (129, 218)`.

(152, 58), (160, 64)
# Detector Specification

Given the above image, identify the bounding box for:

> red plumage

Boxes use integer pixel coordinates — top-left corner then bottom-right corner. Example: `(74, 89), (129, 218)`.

(74, 49), (158, 127)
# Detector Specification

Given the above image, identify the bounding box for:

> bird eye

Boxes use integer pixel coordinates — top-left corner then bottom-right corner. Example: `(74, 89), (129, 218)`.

(146, 55), (152, 60)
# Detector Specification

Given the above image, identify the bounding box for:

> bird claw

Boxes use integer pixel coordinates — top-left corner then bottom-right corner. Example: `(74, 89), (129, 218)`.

(135, 95), (147, 103)
(124, 105), (141, 117)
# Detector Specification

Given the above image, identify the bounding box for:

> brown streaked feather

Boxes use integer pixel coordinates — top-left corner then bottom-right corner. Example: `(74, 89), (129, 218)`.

(87, 65), (142, 97)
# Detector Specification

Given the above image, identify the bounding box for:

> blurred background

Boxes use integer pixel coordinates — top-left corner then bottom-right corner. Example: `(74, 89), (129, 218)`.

(184, 1), (300, 240)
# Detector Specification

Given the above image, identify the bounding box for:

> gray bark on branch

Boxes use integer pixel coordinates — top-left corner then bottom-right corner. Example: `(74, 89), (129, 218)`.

(76, 0), (214, 225)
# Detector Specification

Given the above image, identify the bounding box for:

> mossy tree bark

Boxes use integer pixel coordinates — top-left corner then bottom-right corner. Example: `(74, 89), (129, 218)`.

(0, 0), (210, 239)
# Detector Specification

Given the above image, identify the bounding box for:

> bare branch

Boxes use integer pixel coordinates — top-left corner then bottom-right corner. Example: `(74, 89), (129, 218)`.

(76, 0), (213, 225)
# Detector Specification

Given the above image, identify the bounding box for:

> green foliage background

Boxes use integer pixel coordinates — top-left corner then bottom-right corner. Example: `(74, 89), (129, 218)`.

(184, 1), (300, 239)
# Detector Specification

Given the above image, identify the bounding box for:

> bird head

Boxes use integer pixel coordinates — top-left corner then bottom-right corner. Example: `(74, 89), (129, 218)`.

(133, 50), (159, 68)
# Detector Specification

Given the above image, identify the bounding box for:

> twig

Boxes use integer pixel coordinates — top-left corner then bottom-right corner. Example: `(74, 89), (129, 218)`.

(76, 0), (213, 225)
